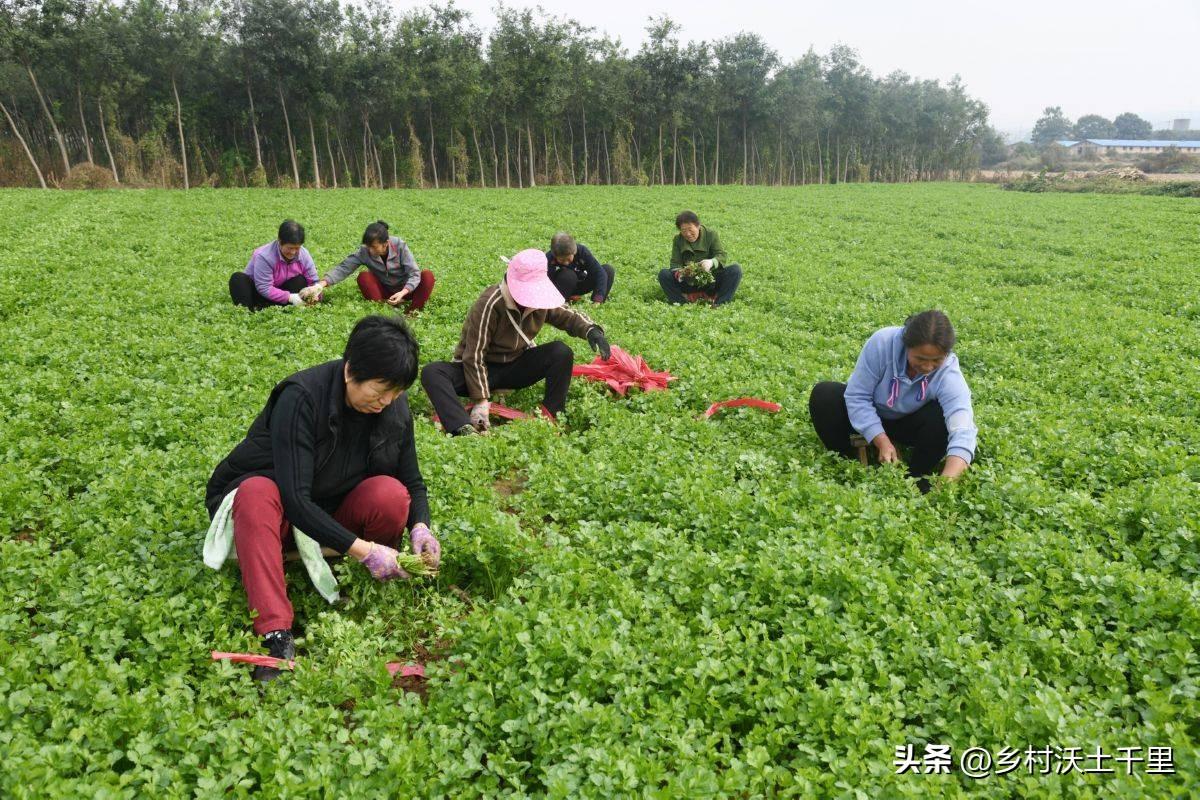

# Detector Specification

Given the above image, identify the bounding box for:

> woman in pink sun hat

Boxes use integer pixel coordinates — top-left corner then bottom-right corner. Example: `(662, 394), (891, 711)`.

(421, 248), (614, 435)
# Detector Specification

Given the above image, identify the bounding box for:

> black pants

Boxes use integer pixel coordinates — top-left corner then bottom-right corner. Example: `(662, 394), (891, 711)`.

(420, 341), (575, 433)
(808, 381), (948, 492)
(550, 264), (615, 301)
(230, 272), (308, 311)
(658, 263), (742, 306)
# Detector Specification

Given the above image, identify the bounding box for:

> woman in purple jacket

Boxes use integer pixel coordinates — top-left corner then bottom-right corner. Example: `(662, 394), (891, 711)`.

(229, 220), (321, 311)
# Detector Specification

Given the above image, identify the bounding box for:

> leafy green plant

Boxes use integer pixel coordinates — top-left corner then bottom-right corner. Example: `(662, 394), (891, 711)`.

(0, 184), (1197, 797)
(678, 261), (715, 288)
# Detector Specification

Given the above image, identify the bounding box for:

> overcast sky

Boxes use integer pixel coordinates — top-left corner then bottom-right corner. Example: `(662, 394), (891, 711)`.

(443, 0), (1200, 140)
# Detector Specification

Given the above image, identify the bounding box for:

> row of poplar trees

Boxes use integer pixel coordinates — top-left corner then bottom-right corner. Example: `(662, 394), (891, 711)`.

(0, 0), (997, 189)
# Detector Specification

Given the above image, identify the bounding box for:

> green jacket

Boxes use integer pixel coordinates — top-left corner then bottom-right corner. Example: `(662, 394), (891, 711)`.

(670, 226), (729, 268)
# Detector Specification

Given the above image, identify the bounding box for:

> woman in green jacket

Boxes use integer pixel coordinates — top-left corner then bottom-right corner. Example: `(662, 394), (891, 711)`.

(659, 210), (743, 307)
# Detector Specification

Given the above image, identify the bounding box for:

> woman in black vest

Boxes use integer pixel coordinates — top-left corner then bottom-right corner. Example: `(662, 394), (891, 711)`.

(206, 316), (441, 680)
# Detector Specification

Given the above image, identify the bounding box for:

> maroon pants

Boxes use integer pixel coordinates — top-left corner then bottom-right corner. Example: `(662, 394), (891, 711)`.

(232, 475), (411, 635)
(357, 269), (436, 311)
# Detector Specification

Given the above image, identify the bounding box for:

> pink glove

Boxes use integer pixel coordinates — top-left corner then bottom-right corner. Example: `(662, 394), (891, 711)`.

(357, 542), (409, 581)
(411, 525), (441, 568)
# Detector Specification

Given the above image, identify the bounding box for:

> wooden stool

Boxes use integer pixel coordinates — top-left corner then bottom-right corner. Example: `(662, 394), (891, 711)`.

(849, 434), (869, 465)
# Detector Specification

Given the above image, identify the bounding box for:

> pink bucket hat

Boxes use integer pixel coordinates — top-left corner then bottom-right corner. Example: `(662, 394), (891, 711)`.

(504, 248), (564, 309)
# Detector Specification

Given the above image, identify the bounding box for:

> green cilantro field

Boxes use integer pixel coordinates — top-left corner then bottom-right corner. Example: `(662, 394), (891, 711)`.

(1, 184), (1197, 797)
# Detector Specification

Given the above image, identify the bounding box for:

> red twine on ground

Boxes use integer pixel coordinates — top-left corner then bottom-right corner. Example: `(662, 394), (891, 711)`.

(212, 652), (427, 679)
(432, 402), (530, 425)
(385, 662), (426, 678)
(211, 651), (296, 670)
(572, 346), (675, 396)
(703, 397), (782, 419)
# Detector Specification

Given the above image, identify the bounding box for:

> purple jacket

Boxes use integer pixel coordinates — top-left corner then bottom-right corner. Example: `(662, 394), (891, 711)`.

(243, 241), (319, 304)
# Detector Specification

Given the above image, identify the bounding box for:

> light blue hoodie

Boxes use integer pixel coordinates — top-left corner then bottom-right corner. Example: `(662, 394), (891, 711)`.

(844, 326), (977, 463)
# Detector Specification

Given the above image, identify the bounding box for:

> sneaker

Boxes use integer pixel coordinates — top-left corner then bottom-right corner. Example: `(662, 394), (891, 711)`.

(452, 424), (477, 436)
(253, 629), (295, 682)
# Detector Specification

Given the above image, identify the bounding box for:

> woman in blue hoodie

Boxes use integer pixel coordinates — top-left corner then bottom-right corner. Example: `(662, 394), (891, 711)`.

(809, 310), (977, 491)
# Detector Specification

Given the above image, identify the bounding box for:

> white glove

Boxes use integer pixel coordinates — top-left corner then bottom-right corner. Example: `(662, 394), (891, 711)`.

(470, 401), (491, 432)
(699, 258), (715, 272)
(288, 293), (305, 307)
(299, 284), (323, 303)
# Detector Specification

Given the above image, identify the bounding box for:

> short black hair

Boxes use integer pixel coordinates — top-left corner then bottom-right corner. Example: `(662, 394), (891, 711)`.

(675, 210), (699, 228)
(278, 219), (305, 245)
(343, 316), (420, 389)
(362, 220), (390, 246)
(902, 310), (956, 353)
(550, 232), (577, 258)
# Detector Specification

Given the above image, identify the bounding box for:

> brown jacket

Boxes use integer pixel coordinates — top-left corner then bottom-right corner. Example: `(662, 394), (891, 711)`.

(452, 282), (598, 400)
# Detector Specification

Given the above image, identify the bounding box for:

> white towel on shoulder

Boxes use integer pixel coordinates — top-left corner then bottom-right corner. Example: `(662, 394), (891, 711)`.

(203, 488), (340, 603)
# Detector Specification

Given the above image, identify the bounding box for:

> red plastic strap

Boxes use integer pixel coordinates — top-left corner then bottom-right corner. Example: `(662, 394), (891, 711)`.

(572, 345), (675, 396)
(476, 402), (529, 421)
(703, 397), (782, 419)
(212, 652), (426, 678)
(432, 402), (531, 425)
(386, 662), (426, 678)
(211, 651), (296, 670)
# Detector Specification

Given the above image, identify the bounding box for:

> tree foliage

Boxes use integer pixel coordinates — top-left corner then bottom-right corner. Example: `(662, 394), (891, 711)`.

(1031, 106), (1073, 146)
(1072, 114), (1115, 139)
(1113, 112), (1153, 140)
(0, 0), (996, 187)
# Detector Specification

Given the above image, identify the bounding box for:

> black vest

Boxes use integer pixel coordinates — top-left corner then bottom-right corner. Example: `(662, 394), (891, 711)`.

(204, 359), (412, 517)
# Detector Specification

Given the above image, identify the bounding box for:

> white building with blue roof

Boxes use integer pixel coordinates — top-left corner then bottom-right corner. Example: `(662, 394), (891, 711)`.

(1056, 139), (1200, 158)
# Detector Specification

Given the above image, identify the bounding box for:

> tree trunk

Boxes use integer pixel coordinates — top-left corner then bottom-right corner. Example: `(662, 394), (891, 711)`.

(526, 122), (536, 188)
(26, 66), (70, 175)
(817, 133), (824, 184)
(515, 126), (523, 188)
(657, 124), (664, 185)
(389, 123), (398, 187)
(503, 122), (511, 187)
(742, 114), (748, 186)
(324, 119), (338, 188)
(97, 97), (119, 184)
(603, 128), (611, 184)
(333, 123), (351, 186)
(307, 112), (321, 188)
(714, 115), (720, 185)
(672, 123), (678, 184)
(552, 128), (563, 183)
(777, 123), (784, 185)
(361, 126), (371, 187)
(471, 124), (486, 188)
(173, 75), (190, 189)
(76, 84), (94, 163)
(691, 129), (698, 185)
(370, 122), (385, 188)
(0, 98), (47, 188)
(751, 135), (759, 184)
(581, 107), (589, 184)
(427, 106), (439, 189)
(489, 124), (500, 187)
(246, 81), (263, 170)
(566, 117), (576, 184)
(277, 84), (299, 188)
